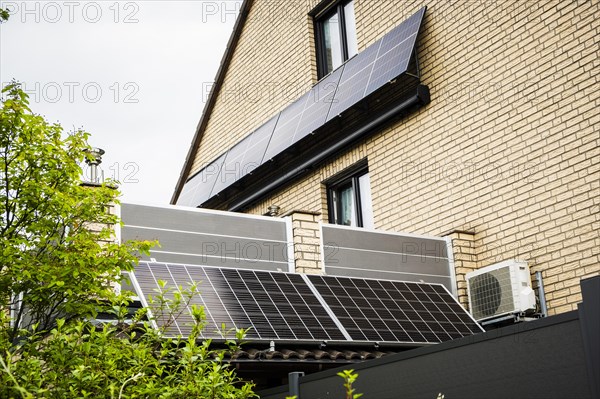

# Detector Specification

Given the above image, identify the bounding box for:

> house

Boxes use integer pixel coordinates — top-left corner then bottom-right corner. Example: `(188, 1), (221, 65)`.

(124, 0), (600, 392)
(170, 0), (598, 317)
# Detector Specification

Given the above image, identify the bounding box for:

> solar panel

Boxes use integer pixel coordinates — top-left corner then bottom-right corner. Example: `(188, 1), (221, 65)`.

(326, 41), (381, 121)
(211, 115), (280, 195)
(182, 7), (427, 204)
(308, 275), (483, 343)
(292, 66), (345, 144)
(262, 93), (310, 161)
(326, 7), (426, 120)
(132, 261), (347, 341)
(132, 261), (482, 345)
(365, 7), (425, 96)
(176, 153), (226, 207)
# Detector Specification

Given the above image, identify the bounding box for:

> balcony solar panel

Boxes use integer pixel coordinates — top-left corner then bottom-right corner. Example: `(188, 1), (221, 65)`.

(132, 260), (482, 345)
(176, 153), (226, 207)
(326, 41), (381, 121)
(292, 66), (344, 143)
(211, 115), (280, 196)
(365, 7), (425, 96)
(327, 6), (426, 119)
(262, 93), (311, 161)
(132, 261), (347, 341)
(307, 275), (483, 344)
(178, 7), (426, 205)
(211, 135), (251, 196)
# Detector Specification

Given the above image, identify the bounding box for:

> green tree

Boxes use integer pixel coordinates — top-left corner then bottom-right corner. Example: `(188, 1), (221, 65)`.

(0, 83), (256, 397)
(0, 82), (148, 343)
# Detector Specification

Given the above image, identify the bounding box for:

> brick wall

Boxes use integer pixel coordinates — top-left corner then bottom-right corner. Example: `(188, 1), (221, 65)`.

(187, 0), (599, 315)
(287, 211), (324, 274)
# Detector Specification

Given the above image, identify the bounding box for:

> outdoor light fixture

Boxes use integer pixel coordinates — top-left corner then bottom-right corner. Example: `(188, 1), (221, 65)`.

(84, 147), (105, 184)
(267, 204), (281, 217)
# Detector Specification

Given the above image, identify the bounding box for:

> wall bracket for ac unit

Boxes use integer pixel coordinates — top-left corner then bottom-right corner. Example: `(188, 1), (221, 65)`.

(480, 312), (542, 328)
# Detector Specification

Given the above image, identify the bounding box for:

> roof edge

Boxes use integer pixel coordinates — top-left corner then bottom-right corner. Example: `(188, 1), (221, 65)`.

(171, 0), (253, 204)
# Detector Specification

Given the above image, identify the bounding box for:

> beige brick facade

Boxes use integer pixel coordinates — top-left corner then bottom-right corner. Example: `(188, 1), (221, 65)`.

(182, 0), (599, 316)
(287, 211), (324, 274)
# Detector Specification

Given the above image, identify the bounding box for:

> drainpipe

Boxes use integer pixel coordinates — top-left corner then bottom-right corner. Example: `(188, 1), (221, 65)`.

(228, 85), (429, 211)
(288, 371), (305, 398)
(536, 271), (547, 317)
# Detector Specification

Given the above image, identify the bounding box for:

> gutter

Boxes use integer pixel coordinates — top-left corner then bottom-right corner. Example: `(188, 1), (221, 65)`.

(228, 84), (430, 211)
(171, 0), (253, 205)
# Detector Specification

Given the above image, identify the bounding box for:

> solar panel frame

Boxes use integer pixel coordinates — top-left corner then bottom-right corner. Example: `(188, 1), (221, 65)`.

(176, 153), (226, 207)
(308, 274), (483, 344)
(132, 261), (348, 341)
(131, 258), (482, 345)
(211, 114), (280, 196)
(262, 93), (311, 162)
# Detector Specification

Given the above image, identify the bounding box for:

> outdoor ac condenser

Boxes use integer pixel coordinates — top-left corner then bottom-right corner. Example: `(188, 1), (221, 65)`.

(466, 260), (536, 322)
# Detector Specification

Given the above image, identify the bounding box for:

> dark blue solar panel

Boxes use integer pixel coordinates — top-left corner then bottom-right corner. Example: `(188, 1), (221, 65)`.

(263, 93), (310, 161)
(308, 274), (483, 344)
(186, 7), (427, 203)
(209, 115), (279, 198)
(245, 114), (280, 168)
(133, 262), (347, 341)
(211, 135), (252, 196)
(176, 153), (226, 207)
(326, 42), (381, 121)
(365, 7), (425, 95)
(293, 66), (344, 143)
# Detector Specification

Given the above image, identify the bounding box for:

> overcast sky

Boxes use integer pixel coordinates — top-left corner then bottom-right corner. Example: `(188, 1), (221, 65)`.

(0, 0), (240, 205)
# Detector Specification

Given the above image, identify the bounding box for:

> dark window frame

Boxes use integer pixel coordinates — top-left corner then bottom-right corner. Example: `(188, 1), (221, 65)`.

(313, 0), (356, 79)
(326, 162), (370, 227)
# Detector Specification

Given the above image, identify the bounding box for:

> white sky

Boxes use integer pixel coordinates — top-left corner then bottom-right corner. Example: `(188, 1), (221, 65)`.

(0, 0), (240, 204)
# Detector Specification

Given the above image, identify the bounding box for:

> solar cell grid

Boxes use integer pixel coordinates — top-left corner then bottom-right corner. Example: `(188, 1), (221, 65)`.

(132, 262), (482, 344)
(180, 153), (226, 207)
(308, 274), (483, 344)
(263, 94), (310, 161)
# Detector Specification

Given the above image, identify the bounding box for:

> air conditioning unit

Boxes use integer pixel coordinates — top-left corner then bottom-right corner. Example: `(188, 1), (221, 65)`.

(466, 260), (536, 322)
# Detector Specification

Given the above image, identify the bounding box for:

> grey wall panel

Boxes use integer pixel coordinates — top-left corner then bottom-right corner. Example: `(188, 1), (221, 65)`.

(124, 227), (289, 263)
(121, 204), (291, 272)
(322, 225), (454, 293)
(322, 225), (447, 257)
(325, 247), (450, 276)
(122, 203), (287, 242)
(132, 252), (286, 272)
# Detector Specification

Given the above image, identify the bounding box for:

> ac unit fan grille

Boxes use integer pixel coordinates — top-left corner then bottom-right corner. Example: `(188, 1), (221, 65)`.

(469, 267), (515, 320)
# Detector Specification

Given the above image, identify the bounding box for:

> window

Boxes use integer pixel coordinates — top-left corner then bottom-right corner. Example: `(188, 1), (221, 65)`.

(314, 0), (358, 78)
(327, 166), (373, 228)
